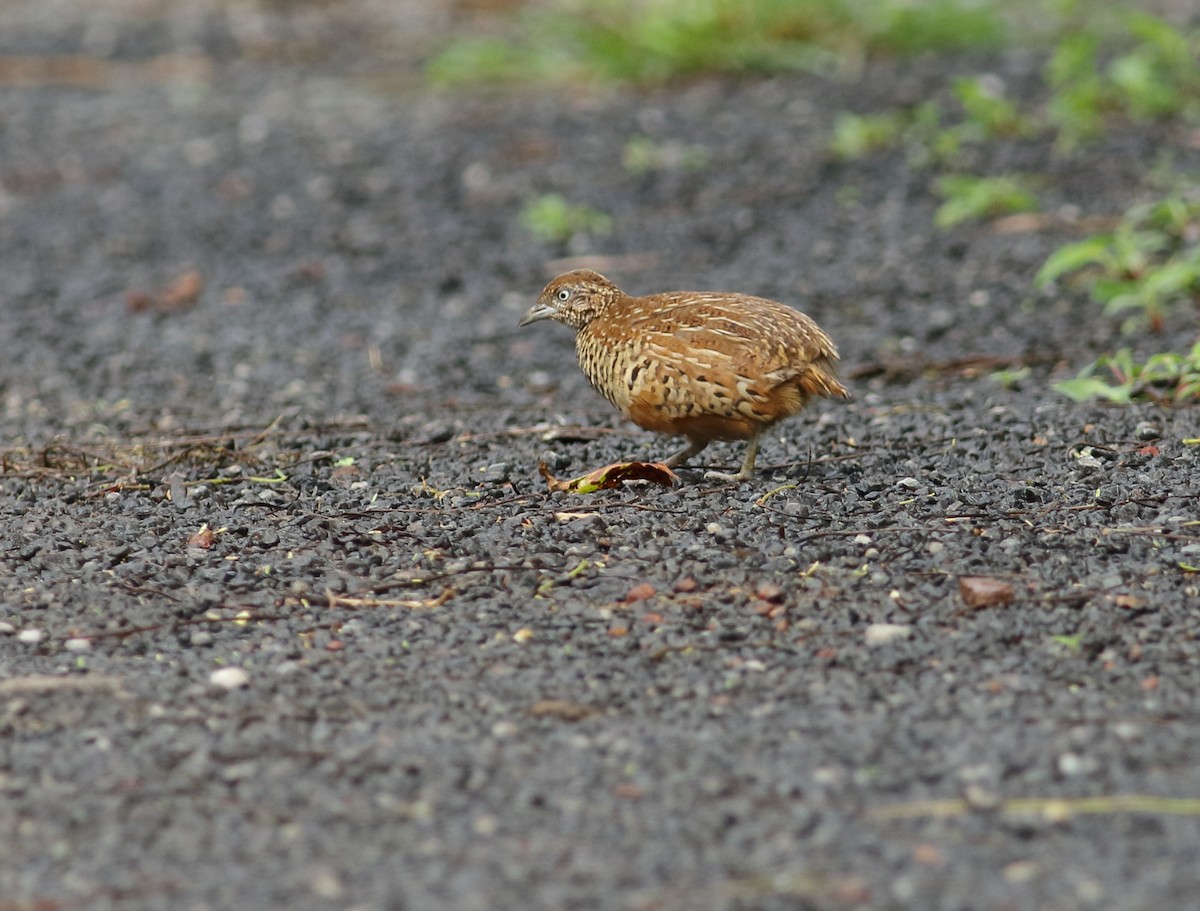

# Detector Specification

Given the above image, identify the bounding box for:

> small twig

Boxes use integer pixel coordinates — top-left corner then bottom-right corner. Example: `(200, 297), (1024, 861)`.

(367, 563), (550, 593)
(317, 587), (454, 610)
(791, 525), (925, 545)
(871, 794), (1200, 821)
(1102, 524), (1200, 543)
(0, 674), (124, 694)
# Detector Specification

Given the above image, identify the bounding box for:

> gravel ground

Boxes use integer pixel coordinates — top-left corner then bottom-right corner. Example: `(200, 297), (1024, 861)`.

(2, 3), (1200, 910)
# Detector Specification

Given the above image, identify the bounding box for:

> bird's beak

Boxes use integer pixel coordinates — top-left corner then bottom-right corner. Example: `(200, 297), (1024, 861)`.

(518, 301), (556, 327)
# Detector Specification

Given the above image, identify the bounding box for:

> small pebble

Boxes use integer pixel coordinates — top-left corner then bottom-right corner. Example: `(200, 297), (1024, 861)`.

(1004, 861), (1039, 883)
(210, 666), (250, 690)
(308, 870), (343, 901)
(491, 721), (518, 738)
(17, 628), (45, 644)
(1072, 448), (1103, 471)
(0, 621), (15, 635)
(963, 783), (1001, 810)
(1057, 751), (1097, 777)
(65, 638), (92, 652)
(864, 623), (912, 646)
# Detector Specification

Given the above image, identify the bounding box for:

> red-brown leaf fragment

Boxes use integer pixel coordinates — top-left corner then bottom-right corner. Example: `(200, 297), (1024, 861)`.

(624, 582), (656, 604)
(958, 576), (1015, 609)
(127, 269), (204, 313)
(527, 699), (596, 721)
(187, 524), (217, 549)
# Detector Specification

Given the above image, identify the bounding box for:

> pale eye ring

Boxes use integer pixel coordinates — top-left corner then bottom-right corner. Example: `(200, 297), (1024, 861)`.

(557, 288), (571, 301)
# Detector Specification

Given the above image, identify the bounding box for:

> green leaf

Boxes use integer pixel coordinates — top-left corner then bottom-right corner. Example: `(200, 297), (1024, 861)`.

(830, 112), (904, 159)
(519, 194), (612, 243)
(1051, 634), (1082, 653)
(1035, 236), (1114, 287)
(934, 174), (1038, 228)
(1054, 377), (1133, 403)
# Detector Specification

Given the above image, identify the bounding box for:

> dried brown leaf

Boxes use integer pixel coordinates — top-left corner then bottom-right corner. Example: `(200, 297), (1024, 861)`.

(538, 459), (677, 493)
(527, 699), (596, 721)
(127, 269), (204, 313)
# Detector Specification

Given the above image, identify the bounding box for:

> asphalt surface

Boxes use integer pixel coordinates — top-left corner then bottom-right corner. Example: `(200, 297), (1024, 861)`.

(2, 3), (1200, 910)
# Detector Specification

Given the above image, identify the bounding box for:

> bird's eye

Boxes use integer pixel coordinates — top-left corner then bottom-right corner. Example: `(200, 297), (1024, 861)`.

(557, 288), (571, 302)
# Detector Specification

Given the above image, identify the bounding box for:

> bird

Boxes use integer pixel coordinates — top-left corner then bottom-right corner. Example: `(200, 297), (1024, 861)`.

(518, 269), (848, 481)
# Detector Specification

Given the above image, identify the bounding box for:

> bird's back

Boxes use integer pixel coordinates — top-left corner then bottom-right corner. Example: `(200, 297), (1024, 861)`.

(576, 290), (847, 443)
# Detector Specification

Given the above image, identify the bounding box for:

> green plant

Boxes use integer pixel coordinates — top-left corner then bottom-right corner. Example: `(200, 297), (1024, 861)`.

(519, 194), (612, 243)
(990, 365), (1032, 389)
(1055, 342), (1200, 403)
(934, 174), (1039, 227)
(1037, 189), (1200, 331)
(829, 111), (906, 159)
(831, 78), (1030, 168)
(830, 102), (953, 167)
(952, 75), (1032, 139)
(868, 0), (1007, 55)
(1044, 32), (1108, 144)
(428, 0), (1008, 87)
(1045, 12), (1200, 147)
(1108, 12), (1200, 120)
(426, 36), (547, 86)
(622, 136), (709, 174)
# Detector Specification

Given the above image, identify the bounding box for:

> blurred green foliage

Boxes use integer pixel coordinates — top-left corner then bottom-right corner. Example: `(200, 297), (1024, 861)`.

(519, 193), (612, 243)
(934, 174), (1039, 227)
(429, 0), (1009, 86)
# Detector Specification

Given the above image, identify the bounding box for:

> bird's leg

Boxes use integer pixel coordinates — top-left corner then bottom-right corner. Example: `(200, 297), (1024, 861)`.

(704, 435), (759, 482)
(664, 439), (708, 469)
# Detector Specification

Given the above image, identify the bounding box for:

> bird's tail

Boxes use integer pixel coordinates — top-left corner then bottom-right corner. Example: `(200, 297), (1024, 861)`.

(798, 357), (851, 403)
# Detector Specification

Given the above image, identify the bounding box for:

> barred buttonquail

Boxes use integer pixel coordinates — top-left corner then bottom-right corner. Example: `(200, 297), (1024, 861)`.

(519, 270), (848, 481)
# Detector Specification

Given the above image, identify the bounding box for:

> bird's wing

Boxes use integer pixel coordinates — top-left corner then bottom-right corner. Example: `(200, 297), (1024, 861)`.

(626, 293), (838, 381)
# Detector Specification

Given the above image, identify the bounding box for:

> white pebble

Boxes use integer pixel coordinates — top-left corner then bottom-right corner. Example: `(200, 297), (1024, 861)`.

(1072, 447), (1103, 470)
(490, 720), (519, 738)
(0, 621), (15, 635)
(209, 666), (250, 690)
(864, 623), (912, 646)
(1057, 751), (1097, 777)
(65, 638), (92, 652)
(17, 628), (44, 644)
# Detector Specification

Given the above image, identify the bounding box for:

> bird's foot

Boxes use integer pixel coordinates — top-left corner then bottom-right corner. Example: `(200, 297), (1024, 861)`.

(701, 436), (759, 482)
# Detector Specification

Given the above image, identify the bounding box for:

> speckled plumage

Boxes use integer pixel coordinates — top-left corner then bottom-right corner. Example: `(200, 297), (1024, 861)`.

(519, 269), (848, 480)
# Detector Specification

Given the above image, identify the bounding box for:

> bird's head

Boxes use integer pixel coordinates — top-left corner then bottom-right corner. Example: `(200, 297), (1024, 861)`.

(518, 269), (623, 331)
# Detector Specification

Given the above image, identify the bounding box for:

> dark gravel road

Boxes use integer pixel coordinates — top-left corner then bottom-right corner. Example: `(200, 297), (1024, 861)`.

(2, 3), (1199, 909)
